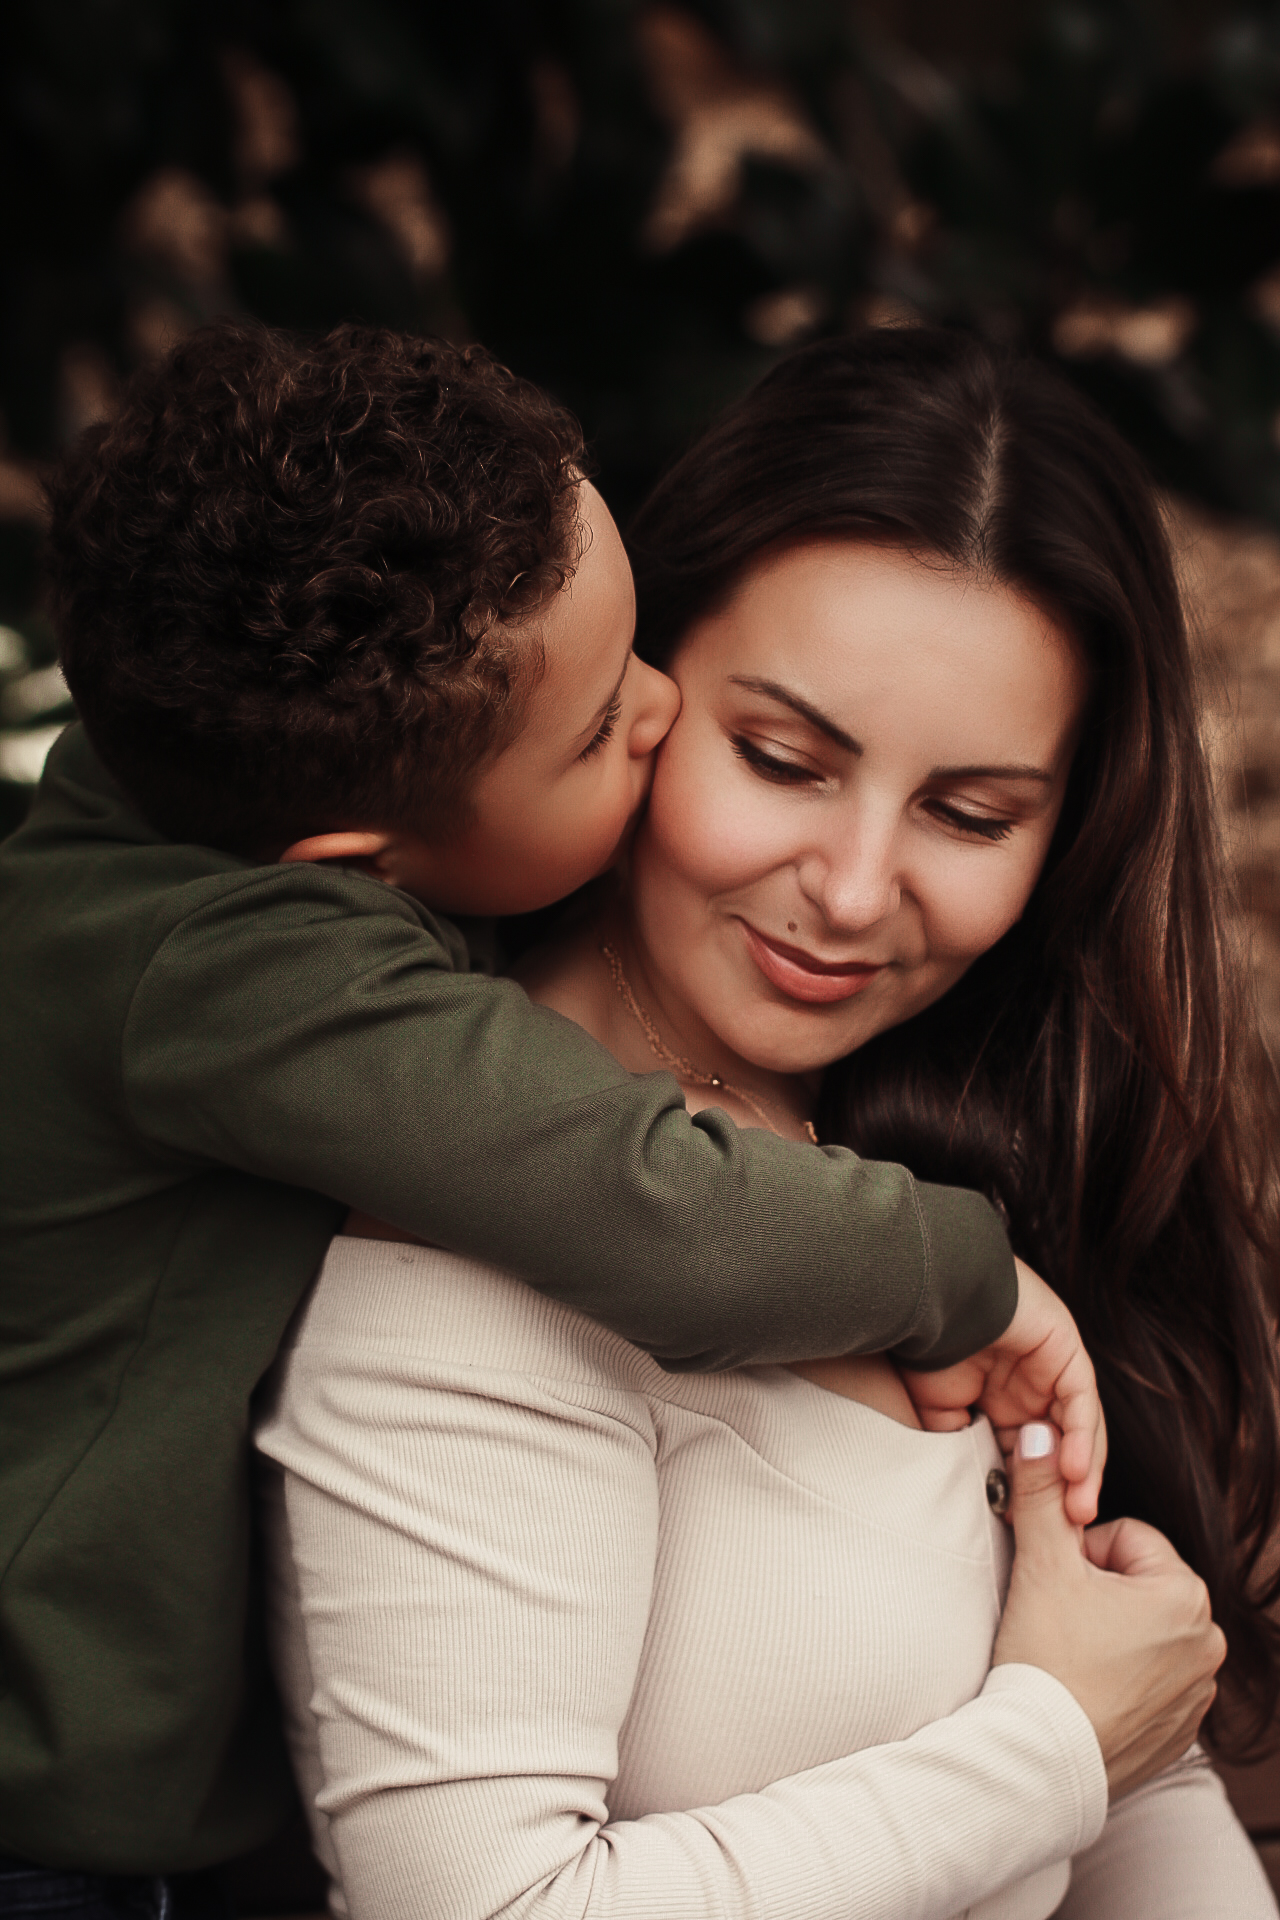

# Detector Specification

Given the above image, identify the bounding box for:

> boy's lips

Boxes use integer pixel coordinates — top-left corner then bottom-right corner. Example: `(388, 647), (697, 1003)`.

(739, 922), (885, 1004)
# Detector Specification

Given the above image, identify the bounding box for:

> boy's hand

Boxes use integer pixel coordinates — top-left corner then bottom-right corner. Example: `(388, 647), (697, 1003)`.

(901, 1258), (1106, 1526)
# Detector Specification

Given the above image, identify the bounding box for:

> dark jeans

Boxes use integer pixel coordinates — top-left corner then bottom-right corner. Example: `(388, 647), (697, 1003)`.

(0, 1857), (232, 1920)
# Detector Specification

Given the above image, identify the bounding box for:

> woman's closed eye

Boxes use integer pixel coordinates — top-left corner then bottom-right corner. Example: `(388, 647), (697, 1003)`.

(734, 732), (1020, 842)
(924, 798), (1016, 842)
(731, 734), (823, 785)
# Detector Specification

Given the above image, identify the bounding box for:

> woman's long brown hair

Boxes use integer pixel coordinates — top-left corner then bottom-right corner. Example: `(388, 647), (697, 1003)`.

(629, 327), (1280, 1754)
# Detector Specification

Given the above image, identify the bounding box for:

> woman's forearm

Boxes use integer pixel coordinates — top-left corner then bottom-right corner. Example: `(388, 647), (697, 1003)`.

(258, 1316), (1104, 1920)
(317, 1674), (1097, 1920)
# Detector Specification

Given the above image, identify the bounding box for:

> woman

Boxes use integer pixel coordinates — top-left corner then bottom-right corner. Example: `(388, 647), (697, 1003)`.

(627, 326), (1280, 1748)
(257, 330), (1279, 1918)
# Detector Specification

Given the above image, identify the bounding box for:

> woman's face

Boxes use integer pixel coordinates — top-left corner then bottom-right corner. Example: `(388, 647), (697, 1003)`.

(630, 541), (1090, 1077)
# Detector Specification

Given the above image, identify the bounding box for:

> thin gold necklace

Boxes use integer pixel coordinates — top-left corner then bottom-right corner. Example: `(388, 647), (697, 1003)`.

(600, 940), (819, 1145)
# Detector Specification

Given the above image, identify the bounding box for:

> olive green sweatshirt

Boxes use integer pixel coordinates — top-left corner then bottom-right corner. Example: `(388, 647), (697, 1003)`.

(0, 724), (1015, 1873)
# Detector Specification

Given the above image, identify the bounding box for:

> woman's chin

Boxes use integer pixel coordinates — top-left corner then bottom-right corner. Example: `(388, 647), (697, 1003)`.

(709, 1003), (882, 1079)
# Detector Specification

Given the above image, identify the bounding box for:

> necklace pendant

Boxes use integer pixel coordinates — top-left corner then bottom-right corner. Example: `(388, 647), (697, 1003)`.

(599, 939), (817, 1145)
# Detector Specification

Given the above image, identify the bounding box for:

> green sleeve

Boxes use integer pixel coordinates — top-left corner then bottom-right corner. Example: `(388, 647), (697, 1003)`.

(122, 864), (1015, 1370)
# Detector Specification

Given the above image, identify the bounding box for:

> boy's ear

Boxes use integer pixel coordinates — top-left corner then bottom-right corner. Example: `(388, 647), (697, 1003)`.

(278, 831), (396, 876)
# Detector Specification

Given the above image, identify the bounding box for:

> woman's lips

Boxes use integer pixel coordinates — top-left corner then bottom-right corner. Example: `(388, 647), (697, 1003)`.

(739, 922), (884, 1004)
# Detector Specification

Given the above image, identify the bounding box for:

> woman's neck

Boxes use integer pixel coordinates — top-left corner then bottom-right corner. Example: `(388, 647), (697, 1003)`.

(514, 893), (818, 1144)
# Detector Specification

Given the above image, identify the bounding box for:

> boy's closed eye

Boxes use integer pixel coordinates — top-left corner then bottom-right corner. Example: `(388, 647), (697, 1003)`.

(580, 691), (624, 762)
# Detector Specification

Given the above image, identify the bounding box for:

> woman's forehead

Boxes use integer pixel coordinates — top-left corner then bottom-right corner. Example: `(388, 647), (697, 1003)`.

(680, 541), (1088, 768)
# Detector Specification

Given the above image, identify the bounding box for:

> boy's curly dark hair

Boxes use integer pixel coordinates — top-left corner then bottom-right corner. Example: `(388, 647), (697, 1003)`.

(45, 321), (586, 854)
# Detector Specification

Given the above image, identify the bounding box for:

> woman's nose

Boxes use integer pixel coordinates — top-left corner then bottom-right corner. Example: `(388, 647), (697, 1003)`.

(628, 657), (681, 758)
(797, 814), (903, 933)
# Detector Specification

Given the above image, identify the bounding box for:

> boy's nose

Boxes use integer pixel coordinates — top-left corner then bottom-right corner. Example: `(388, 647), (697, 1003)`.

(629, 658), (681, 757)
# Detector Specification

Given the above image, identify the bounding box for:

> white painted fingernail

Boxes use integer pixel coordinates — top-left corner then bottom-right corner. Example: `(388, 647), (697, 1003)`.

(1019, 1423), (1056, 1460)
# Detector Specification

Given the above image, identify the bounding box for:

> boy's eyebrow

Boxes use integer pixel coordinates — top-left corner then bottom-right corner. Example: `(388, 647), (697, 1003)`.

(728, 675), (862, 755)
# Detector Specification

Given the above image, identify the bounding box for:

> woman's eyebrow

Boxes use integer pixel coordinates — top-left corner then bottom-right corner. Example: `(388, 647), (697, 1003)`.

(928, 761), (1053, 784)
(729, 676), (1055, 783)
(728, 675), (862, 754)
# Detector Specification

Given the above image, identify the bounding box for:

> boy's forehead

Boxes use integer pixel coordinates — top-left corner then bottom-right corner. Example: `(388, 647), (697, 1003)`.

(533, 484), (635, 723)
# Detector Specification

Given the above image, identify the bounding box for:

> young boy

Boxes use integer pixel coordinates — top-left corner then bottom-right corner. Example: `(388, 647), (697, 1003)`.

(0, 323), (1097, 1899)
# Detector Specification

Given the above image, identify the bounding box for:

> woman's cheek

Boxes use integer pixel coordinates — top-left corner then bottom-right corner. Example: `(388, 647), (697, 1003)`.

(925, 849), (1043, 964)
(648, 742), (796, 894)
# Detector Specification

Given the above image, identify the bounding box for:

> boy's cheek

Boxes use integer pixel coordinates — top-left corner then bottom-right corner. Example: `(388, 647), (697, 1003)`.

(625, 742), (659, 820)
(588, 765), (650, 874)
(524, 778), (634, 900)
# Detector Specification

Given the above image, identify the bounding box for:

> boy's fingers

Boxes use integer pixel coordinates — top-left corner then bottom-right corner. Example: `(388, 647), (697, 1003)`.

(1048, 1344), (1105, 1475)
(901, 1360), (982, 1412)
(1058, 1401), (1106, 1526)
(1062, 1466), (1102, 1527)
(916, 1406), (974, 1433)
(900, 1361), (984, 1433)
(1056, 1423), (1093, 1482)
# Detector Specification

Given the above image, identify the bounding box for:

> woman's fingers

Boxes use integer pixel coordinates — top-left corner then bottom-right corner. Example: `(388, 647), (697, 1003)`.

(1003, 1422), (1085, 1568)
(995, 1423), (1227, 1799)
(1084, 1515), (1207, 1588)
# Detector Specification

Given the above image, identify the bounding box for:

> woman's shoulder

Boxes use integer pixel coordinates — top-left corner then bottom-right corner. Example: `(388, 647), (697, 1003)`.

(508, 909), (616, 1042)
(273, 1232), (667, 1404)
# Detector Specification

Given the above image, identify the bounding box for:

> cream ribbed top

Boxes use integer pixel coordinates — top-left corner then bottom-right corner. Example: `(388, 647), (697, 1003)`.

(256, 1238), (1108, 1920)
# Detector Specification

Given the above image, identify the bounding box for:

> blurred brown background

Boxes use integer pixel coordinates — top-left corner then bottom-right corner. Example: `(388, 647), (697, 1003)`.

(5, 0), (1280, 1903)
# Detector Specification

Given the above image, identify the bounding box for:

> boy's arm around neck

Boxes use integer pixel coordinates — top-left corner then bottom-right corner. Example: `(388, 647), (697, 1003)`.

(122, 861), (1015, 1370)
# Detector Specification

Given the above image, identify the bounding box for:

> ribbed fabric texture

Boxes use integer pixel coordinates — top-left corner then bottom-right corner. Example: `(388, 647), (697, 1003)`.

(1056, 1752), (1277, 1917)
(258, 1237), (1250, 1920)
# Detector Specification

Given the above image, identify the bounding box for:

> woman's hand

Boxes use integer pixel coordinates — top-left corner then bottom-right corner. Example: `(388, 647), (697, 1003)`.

(900, 1258), (1106, 1525)
(993, 1422), (1226, 1800)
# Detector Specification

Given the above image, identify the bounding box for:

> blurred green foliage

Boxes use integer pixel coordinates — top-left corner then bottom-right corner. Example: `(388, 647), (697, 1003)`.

(2, 0), (1280, 828)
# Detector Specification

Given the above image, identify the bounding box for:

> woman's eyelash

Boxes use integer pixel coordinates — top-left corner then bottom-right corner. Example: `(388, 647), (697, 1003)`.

(731, 736), (817, 784)
(580, 695), (623, 761)
(734, 734), (1017, 840)
(930, 802), (1015, 842)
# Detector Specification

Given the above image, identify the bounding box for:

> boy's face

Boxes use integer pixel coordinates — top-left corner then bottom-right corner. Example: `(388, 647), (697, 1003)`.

(283, 483), (680, 915)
